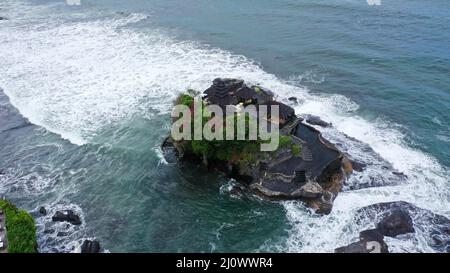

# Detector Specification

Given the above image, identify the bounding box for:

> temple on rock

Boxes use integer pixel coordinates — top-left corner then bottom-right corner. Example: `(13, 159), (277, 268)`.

(203, 78), (295, 128)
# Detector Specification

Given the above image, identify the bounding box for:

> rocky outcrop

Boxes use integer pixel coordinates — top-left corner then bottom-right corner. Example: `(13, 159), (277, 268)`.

(81, 240), (100, 253)
(80, 240), (101, 253)
(162, 79), (351, 213)
(287, 97), (298, 104)
(304, 115), (332, 127)
(292, 181), (323, 198)
(163, 79), (346, 215)
(354, 201), (450, 253)
(376, 209), (414, 237)
(335, 229), (389, 253)
(39, 206), (47, 215)
(52, 210), (81, 225)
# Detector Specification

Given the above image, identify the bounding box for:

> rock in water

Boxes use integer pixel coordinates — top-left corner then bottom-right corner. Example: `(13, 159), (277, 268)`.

(335, 229), (389, 253)
(52, 210), (82, 225)
(355, 201), (450, 252)
(39, 206), (47, 215)
(81, 240), (101, 253)
(287, 97), (298, 103)
(359, 229), (384, 242)
(305, 115), (332, 127)
(376, 209), (415, 237)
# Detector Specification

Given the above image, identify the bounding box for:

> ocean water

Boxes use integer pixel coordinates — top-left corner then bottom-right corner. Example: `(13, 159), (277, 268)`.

(0, 0), (449, 252)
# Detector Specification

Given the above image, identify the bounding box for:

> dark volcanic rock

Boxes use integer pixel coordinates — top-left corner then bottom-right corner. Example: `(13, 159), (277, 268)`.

(39, 206), (47, 215)
(356, 201), (450, 253)
(376, 209), (415, 237)
(287, 96), (298, 103)
(305, 115), (332, 127)
(52, 210), (81, 225)
(335, 241), (370, 253)
(335, 229), (389, 253)
(335, 240), (387, 253)
(359, 229), (384, 242)
(81, 240), (101, 253)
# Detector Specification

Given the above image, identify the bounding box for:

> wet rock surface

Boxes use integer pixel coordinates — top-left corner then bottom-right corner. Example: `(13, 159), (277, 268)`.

(335, 229), (389, 253)
(355, 201), (450, 253)
(52, 210), (82, 225)
(81, 240), (101, 253)
(304, 115), (332, 127)
(39, 206), (47, 215)
(376, 209), (415, 237)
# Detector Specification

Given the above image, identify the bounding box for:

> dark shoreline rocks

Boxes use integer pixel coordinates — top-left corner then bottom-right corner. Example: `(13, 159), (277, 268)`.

(81, 240), (101, 253)
(287, 96), (298, 103)
(376, 209), (414, 237)
(52, 210), (81, 225)
(304, 115), (332, 128)
(39, 206), (47, 215)
(335, 229), (389, 253)
(337, 201), (450, 253)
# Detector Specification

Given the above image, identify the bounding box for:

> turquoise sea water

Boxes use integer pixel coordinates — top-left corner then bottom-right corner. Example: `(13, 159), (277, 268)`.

(0, 0), (449, 252)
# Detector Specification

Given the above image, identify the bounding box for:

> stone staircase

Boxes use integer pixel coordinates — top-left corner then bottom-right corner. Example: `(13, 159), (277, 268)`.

(301, 143), (313, 162)
(294, 170), (306, 184)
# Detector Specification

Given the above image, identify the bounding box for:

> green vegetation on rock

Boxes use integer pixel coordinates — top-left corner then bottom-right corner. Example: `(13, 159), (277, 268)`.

(291, 144), (301, 156)
(174, 93), (265, 166)
(0, 199), (37, 253)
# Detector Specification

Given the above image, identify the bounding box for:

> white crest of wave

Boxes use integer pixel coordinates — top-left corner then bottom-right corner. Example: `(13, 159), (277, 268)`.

(0, 2), (280, 145)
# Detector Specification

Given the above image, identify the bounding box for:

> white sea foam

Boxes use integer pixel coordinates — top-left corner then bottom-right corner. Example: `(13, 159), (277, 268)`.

(0, 0), (448, 252)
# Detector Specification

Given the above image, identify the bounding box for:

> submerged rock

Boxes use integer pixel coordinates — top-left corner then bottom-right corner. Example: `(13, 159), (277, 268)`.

(81, 240), (101, 253)
(287, 96), (298, 103)
(57, 231), (70, 237)
(39, 206), (47, 215)
(0, 17), (7, 21)
(392, 171), (408, 179)
(52, 210), (81, 225)
(43, 229), (55, 234)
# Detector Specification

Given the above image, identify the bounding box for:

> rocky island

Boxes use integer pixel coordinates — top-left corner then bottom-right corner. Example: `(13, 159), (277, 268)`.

(162, 78), (353, 214)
